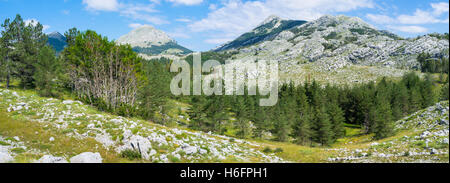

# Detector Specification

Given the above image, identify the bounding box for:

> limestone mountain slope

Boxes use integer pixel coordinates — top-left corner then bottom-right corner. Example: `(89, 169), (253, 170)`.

(227, 15), (449, 69)
(117, 25), (192, 55)
(214, 15), (307, 51)
(212, 15), (448, 86)
(47, 32), (67, 53)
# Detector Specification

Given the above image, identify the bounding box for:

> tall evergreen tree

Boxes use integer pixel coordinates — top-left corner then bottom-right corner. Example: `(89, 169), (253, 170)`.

(0, 18), (14, 88)
(292, 87), (313, 145)
(391, 82), (409, 121)
(313, 106), (334, 146)
(373, 92), (394, 139)
(138, 60), (171, 120)
(33, 46), (65, 97)
(421, 74), (437, 108)
(324, 85), (345, 140)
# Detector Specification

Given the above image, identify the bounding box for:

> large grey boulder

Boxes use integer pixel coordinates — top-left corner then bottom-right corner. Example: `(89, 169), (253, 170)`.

(70, 152), (102, 163)
(0, 152), (13, 163)
(35, 155), (68, 163)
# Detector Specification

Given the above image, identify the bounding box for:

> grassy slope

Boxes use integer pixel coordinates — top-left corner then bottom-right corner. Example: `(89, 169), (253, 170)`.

(0, 83), (448, 163)
(0, 85), (282, 163)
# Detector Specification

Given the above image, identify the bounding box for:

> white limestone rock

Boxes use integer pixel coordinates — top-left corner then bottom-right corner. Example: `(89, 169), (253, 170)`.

(70, 152), (102, 163)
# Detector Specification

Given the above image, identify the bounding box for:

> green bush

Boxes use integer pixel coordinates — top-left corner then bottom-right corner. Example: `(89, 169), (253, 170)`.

(274, 148), (284, 153)
(263, 147), (273, 153)
(120, 149), (142, 160)
(11, 147), (26, 154)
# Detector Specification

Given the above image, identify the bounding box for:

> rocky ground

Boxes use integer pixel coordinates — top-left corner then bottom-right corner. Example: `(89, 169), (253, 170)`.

(213, 15), (447, 86)
(1, 87), (448, 163)
(0, 88), (283, 163)
(327, 101), (449, 163)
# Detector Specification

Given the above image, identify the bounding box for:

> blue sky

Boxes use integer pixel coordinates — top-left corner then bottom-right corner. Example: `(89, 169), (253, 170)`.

(1, 0), (449, 51)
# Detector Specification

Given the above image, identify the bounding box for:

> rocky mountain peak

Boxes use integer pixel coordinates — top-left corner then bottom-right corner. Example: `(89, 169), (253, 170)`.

(116, 25), (175, 48)
(258, 15), (282, 26)
(47, 31), (65, 41)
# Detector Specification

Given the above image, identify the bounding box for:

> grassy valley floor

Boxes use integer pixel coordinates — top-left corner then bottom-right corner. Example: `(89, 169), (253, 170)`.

(0, 86), (448, 163)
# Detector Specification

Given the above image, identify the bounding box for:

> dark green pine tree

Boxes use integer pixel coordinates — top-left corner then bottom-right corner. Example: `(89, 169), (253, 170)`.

(409, 86), (423, 113)
(373, 92), (394, 139)
(33, 45), (64, 97)
(292, 87), (313, 145)
(253, 106), (270, 139)
(274, 109), (290, 142)
(234, 96), (252, 138)
(324, 85), (345, 141)
(138, 61), (171, 120)
(391, 82), (409, 121)
(0, 17), (15, 88)
(187, 96), (207, 131)
(203, 95), (229, 134)
(12, 14), (48, 89)
(327, 102), (345, 141)
(420, 74), (437, 108)
(314, 106), (334, 146)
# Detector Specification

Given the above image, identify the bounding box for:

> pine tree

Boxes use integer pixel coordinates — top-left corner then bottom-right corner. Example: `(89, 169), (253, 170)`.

(204, 96), (229, 134)
(0, 18), (14, 88)
(391, 83), (409, 120)
(253, 107), (270, 139)
(314, 106), (334, 146)
(292, 87), (312, 145)
(274, 109), (290, 142)
(324, 85), (345, 140)
(138, 60), (171, 120)
(33, 46), (64, 97)
(409, 86), (423, 113)
(13, 15), (48, 89)
(420, 74), (437, 108)
(187, 96), (207, 130)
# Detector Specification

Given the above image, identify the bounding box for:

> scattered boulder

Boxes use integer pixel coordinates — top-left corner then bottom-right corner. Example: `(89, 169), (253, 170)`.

(0, 152), (14, 163)
(70, 152), (102, 163)
(182, 145), (198, 155)
(438, 118), (449, 126)
(36, 155), (68, 163)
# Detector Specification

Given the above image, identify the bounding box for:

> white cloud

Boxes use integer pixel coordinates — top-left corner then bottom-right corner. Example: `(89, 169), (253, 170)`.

(366, 14), (394, 24)
(431, 2), (449, 16)
(168, 32), (191, 39)
(175, 18), (192, 23)
(24, 19), (39, 27)
(128, 23), (144, 29)
(25, 19), (50, 31)
(208, 4), (217, 10)
(62, 10), (70, 15)
(205, 38), (233, 44)
(42, 25), (51, 31)
(189, 0), (374, 45)
(397, 9), (445, 24)
(82, 0), (168, 25)
(387, 25), (428, 33)
(367, 2), (449, 25)
(82, 0), (119, 11)
(166, 0), (203, 6)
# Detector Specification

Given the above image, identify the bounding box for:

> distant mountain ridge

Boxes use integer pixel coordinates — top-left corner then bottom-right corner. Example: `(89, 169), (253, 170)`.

(214, 15), (307, 51)
(47, 32), (67, 53)
(220, 15), (449, 70)
(116, 25), (192, 55)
